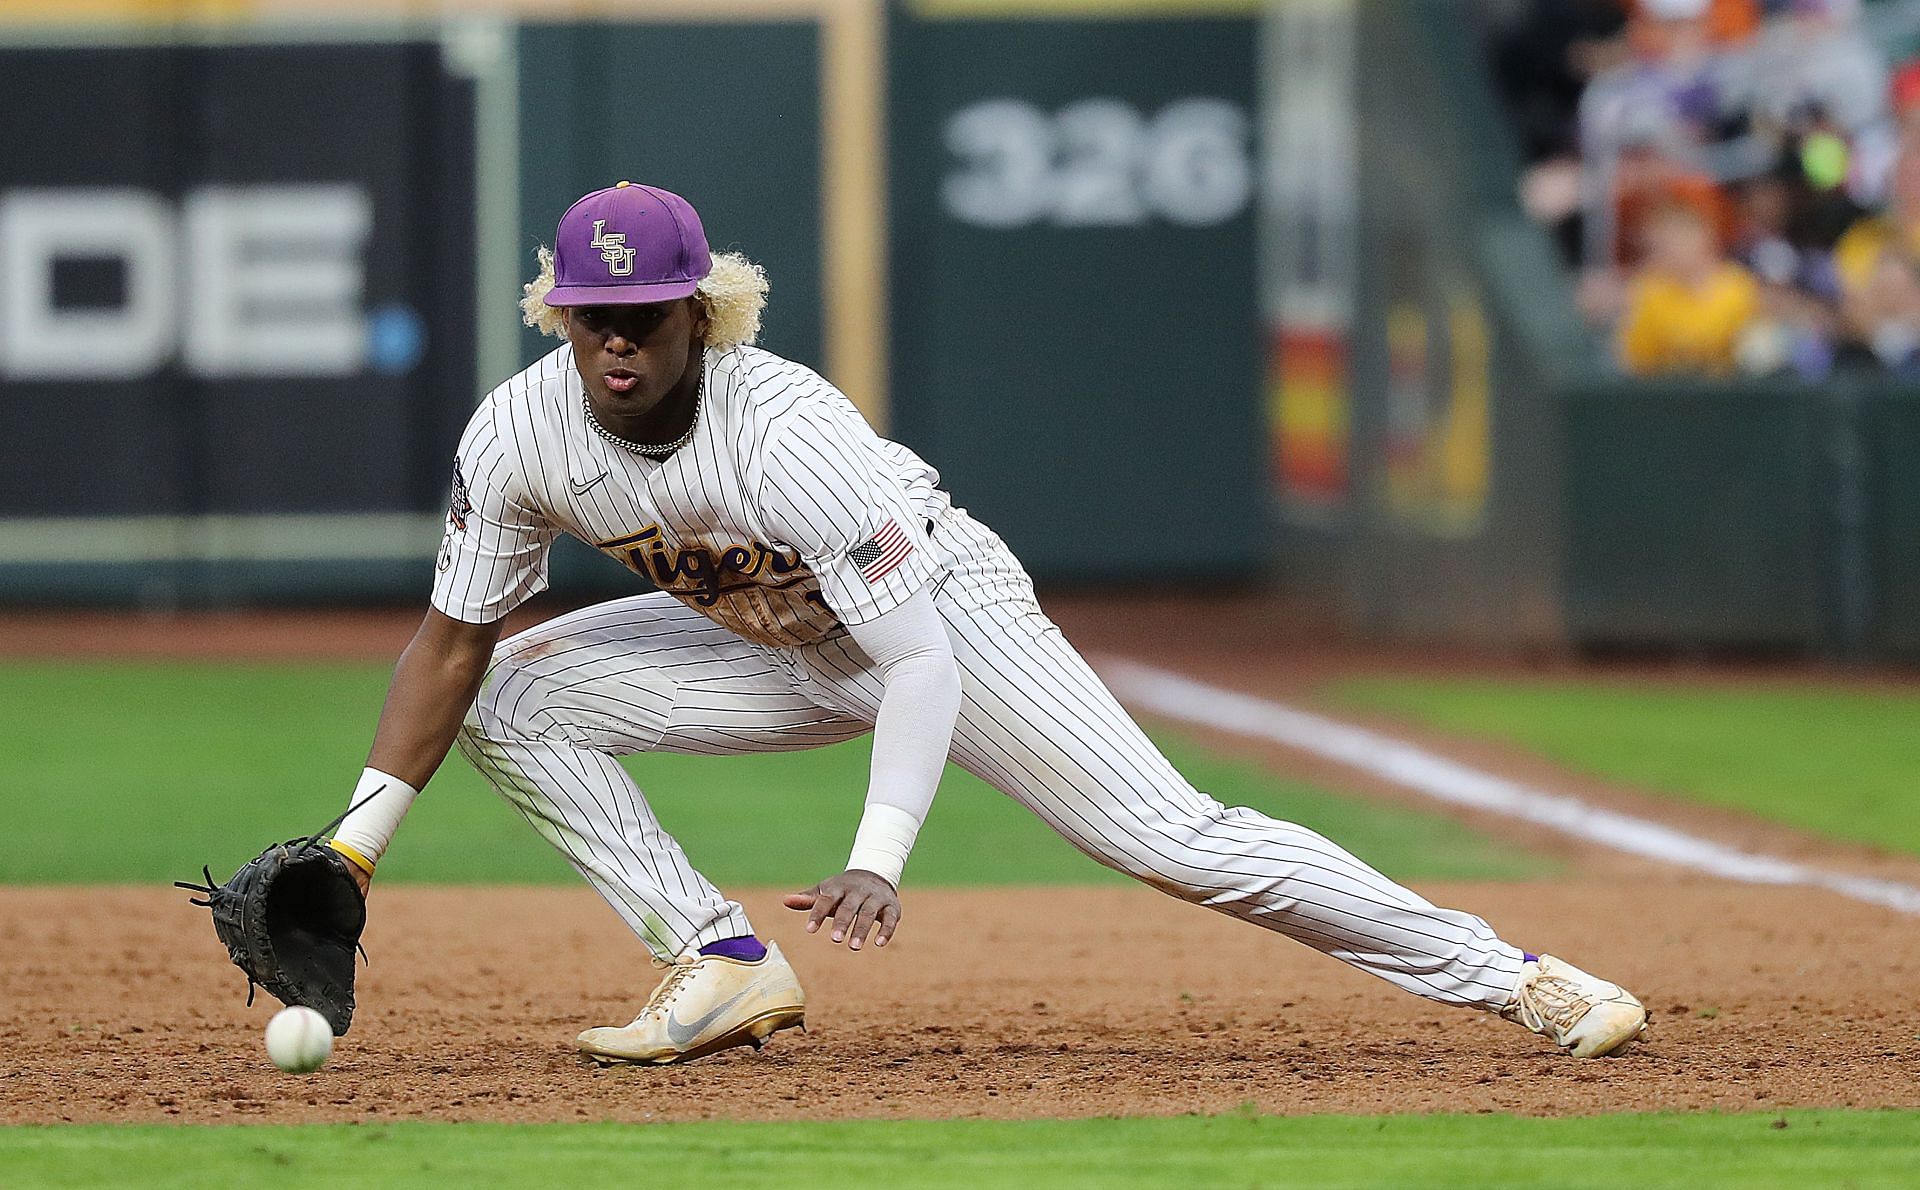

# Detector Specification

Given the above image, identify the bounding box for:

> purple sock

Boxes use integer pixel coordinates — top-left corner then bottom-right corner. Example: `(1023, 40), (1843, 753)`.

(1523, 952), (1539, 964)
(699, 935), (767, 962)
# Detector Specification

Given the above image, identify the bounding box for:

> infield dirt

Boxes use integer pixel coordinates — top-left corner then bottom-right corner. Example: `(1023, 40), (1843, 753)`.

(4, 875), (1917, 1125)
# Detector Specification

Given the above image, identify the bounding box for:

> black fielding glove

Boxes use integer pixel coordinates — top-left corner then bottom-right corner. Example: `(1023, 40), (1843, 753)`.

(177, 828), (368, 1037)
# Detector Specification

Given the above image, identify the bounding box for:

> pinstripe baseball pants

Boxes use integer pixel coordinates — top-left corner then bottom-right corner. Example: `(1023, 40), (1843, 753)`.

(457, 589), (1528, 1011)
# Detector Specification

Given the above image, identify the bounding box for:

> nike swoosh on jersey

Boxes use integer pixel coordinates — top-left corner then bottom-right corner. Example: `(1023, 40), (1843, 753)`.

(570, 471), (608, 494)
(663, 985), (757, 1047)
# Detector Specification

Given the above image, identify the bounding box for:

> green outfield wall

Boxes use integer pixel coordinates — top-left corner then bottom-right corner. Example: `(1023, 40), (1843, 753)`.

(1563, 379), (1920, 658)
(1866, 393), (1920, 656)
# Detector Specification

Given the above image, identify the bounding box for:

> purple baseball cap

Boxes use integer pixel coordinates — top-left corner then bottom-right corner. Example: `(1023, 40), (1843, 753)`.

(543, 181), (712, 307)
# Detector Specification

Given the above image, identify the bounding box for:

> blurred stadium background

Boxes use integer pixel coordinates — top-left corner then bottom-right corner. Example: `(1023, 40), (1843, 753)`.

(5, 0), (1916, 661)
(5, 1), (1920, 1181)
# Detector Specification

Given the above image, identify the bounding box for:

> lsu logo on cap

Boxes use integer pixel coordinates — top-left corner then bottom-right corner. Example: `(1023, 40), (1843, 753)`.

(590, 219), (636, 276)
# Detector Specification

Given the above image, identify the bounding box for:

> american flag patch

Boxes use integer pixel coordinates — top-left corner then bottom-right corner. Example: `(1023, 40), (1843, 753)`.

(848, 519), (913, 584)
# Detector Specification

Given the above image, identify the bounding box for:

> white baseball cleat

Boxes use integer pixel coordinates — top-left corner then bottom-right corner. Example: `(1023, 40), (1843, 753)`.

(1500, 955), (1648, 1058)
(576, 942), (806, 1065)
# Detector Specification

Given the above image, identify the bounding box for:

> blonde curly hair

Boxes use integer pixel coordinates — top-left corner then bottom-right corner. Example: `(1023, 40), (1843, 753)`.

(520, 246), (769, 350)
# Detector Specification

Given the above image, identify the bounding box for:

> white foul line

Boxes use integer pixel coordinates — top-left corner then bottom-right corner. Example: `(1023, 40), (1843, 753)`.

(1097, 658), (1920, 917)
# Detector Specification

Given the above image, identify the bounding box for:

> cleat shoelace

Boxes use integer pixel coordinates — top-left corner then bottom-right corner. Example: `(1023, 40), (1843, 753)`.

(1506, 970), (1600, 1035)
(629, 956), (700, 1027)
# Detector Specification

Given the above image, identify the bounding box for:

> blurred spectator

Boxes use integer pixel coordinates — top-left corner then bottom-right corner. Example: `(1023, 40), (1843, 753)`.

(1611, 133), (1739, 266)
(1575, 0), (1753, 289)
(1727, 1), (1886, 142)
(1617, 201), (1761, 374)
(1734, 281), (1840, 377)
(1833, 126), (1920, 298)
(1721, 0), (1892, 211)
(1573, 131), (1738, 328)
(1733, 171), (1834, 293)
(1626, 0), (1760, 53)
(1731, 170), (1844, 376)
(1580, 0), (1730, 183)
(1889, 57), (1920, 145)
(1488, 0), (1920, 380)
(1780, 109), (1873, 244)
(1838, 226), (1920, 375)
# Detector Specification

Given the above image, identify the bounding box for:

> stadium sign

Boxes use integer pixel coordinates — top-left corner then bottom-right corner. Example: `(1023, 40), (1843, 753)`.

(0, 184), (375, 381)
(0, 36), (473, 547)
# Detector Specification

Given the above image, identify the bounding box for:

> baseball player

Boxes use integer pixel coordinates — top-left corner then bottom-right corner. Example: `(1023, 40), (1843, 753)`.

(323, 182), (1647, 1065)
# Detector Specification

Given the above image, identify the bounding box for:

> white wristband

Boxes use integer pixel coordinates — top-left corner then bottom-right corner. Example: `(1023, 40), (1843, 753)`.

(331, 767), (421, 871)
(845, 803), (922, 888)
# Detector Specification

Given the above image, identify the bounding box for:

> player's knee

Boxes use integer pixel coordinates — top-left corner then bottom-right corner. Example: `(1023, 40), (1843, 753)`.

(457, 698), (489, 742)
(1110, 851), (1192, 894)
(462, 647), (519, 738)
(1103, 796), (1249, 893)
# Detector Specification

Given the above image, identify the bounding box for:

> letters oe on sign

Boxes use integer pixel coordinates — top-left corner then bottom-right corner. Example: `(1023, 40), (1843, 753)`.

(0, 183), (373, 381)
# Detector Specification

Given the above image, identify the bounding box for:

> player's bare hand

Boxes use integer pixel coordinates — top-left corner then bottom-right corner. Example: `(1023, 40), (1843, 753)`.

(783, 870), (900, 951)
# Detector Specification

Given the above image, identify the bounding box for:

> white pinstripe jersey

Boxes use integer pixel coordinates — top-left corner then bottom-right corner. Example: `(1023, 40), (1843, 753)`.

(431, 343), (1029, 648)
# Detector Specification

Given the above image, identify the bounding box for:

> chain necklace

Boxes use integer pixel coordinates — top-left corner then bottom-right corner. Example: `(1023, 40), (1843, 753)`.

(584, 366), (702, 459)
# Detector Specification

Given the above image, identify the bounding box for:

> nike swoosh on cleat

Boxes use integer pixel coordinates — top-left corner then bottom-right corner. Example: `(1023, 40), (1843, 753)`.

(663, 987), (757, 1048)
(570, 472), (608, 494)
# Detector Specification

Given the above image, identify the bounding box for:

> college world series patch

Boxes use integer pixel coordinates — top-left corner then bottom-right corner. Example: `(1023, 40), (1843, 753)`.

(448, 458), (472, 532)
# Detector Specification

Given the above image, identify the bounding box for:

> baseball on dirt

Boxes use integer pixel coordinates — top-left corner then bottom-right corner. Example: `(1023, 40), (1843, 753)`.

(264, 1006), (333, 1074)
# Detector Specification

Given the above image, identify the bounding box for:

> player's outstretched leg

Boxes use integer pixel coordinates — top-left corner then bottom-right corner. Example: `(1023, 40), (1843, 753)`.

(799, 598), (1645, 1057)
(455, 592), (861, 1063)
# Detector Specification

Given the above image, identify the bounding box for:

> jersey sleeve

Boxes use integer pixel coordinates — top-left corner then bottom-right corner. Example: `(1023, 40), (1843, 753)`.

(758, 404), (942, 626)
(429, 406), (557, 624)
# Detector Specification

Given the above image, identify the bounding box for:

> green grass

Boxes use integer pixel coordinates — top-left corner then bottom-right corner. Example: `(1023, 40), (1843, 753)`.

(4, 660), (1550, 887)
(1332, 678), (1920, 856)
(2, 1112), (1916, 1188)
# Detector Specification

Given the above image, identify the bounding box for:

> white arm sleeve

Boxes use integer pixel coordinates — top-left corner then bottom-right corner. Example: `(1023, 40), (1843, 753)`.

(840, 585), (961, 884)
